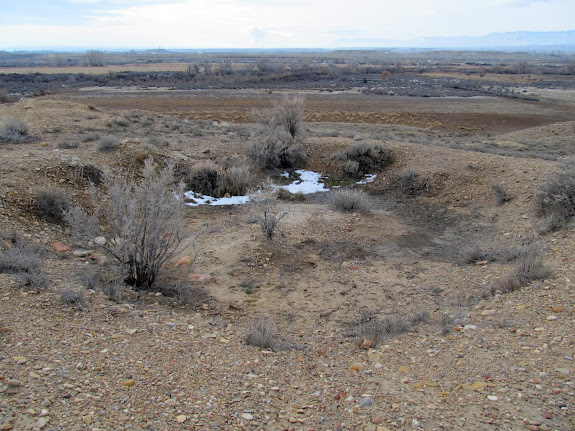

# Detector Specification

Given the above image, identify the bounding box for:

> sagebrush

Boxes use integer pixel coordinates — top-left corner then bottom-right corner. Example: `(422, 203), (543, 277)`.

(33, 188), (70, 223)
(249, 95), (306, 171)
(0, 117), (29, 143)
(534, 167), (575, 232)
(65, 159), (188, 289)
(330, 188), (368, 212)
(0, 232), (47, 289)
(338, 143), (394, 178)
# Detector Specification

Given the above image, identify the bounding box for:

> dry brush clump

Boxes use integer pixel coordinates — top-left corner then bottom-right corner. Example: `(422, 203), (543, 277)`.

(249, 95), (306, 171)
(252, 94), (304, 139)
(498, 245), (551, 294)
(97, 135), (120, 152)
(0, 117), (29, 143)
(330, 188), (368, 212)
(0, 232), (47, 289)
(534, 164), (575, 233)
(396, 170), (431, 195)
(246, 315), (279, 350)
(65, 159), (189, 290)
(33, 188), (70, 224)
(252, 197), (288, 240)
(185, 159), (255, 198)
(337, 143), (394, 178)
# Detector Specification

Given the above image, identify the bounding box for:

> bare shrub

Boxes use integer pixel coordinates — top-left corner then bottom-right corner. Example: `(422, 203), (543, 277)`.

(534, 168), (575, 233)
(65, 159), (188, 290)
(33, 188), (70, 223)
(338, 143), (394, 178)
(246, 315), (278, 349)
(186, 161), (255, 198)
(159, 283), (211, 307)
(80, 270), (100, 290)
(186, 161), (220, 196)
(60, 289), (85, 310)
(275, 188), (305, 202)
(148, 136), (169, 147)
(499, 246), (551, 293)
(252, 198), (288, 240)
(57, 140), (79, 149)
(410, 309), (430, 325)
(0, 89), (14, 104)
(97, 135), (120, 152)
(249, 128), (305, 171)
(249, 95), (306, 171)
(396, 170), (431, 195)
(85, 50), (104, 67)
(439, 310), (467, 334)
(217, 166), (254, 196)
(0, 117), (29, 143)
(354, 313), (409, 347)
(330, 188), (367, 212)
(81, 132), (100, 143)
(0, 233), (47, 289)
(74, 164), (103, 185)
(253, 95), (304, 139)
(492, 183), (513, 205)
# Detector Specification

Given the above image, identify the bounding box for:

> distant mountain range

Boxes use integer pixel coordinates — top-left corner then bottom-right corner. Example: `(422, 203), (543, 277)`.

(335, 30), (575, 51)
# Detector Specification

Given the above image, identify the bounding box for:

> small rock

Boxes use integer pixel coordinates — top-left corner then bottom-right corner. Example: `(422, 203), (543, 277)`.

(13, 356), (27, 364)
(52, 242), (71, 253)
(398, 365), (411, 373)
(367, 349), (382, 362)
(552, 306), (564, 313)
(359, 397), (374, 407)
(125, 328), (137, 335)
(0, 424), (14, 430)
(83, 415), (92, 425)
(481, 309), (496, 316)
(241, 413), (254, 421)
(487, 395), (498, 401)
(175, 415), (187, 423)
(361, 339), (373, 350)
(546, 315), (557, 321)
(187, 273), (212, 282)
(94, 236), (106, 246)
(73, 249), (94, 257)
(545, 411), (553, 419)
(41, 399), (51, 407)
(176, 255), (193, 267)
(121, 379), (135, 387)
(555, 368), (570, 375)
(35, 417), (49, 429)
(6, 379), (21, 387)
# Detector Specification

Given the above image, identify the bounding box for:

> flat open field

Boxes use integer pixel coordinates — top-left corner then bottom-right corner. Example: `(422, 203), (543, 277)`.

(0, 63), (191, 75)
(56, 86), (575, 135)
(1, 54), (575, 430)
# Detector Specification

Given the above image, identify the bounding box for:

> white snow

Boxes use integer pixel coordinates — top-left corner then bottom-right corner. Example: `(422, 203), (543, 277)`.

(184, 170), (329, 207)
(356, 174), (377, 185)
(277, 170), (329, 194)
(184, 193), (251, 207)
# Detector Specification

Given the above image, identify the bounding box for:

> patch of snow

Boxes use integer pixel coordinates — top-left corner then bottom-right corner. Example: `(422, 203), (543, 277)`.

(356, 174), (377, 185)
(185, 192), (251, 207)
(184, 170), (329, 206)
(277, 170), (329, 194)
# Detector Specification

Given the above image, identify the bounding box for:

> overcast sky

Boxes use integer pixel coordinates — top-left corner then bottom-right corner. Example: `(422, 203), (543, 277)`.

(1, 0), (574, 50)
